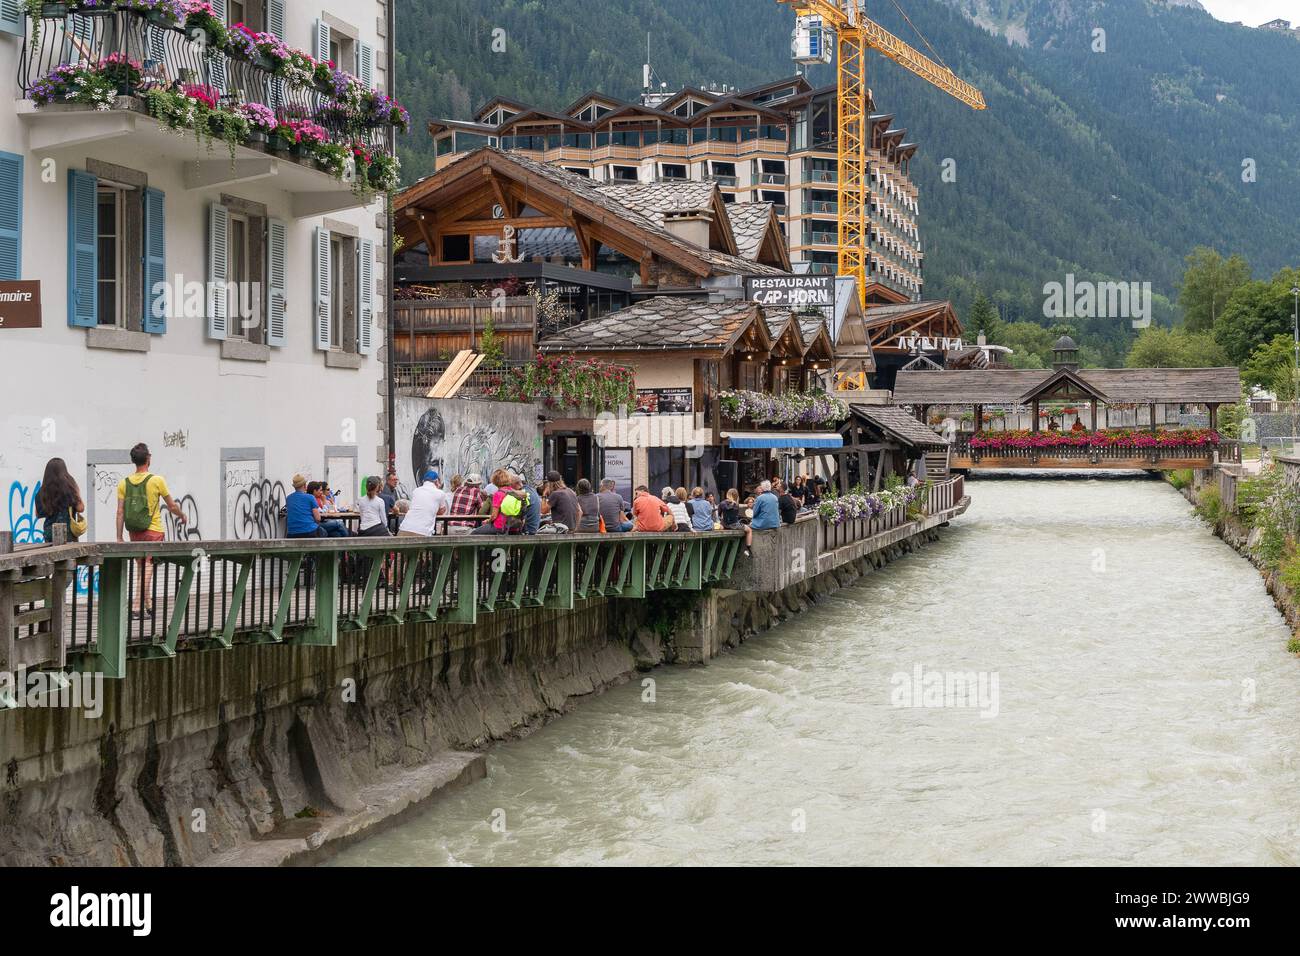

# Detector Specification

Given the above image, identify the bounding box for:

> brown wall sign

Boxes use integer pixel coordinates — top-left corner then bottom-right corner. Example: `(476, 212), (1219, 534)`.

(0, 282), (41, 329)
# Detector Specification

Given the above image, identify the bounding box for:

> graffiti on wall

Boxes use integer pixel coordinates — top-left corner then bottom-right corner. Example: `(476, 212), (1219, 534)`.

(7, 479), (98, 595)
(233, 479), (286, 540)
(165, 494), (202, 541)
(7, 480), (42, 544)
(162, 429), (189, 449)
(399, 398), (541, 491)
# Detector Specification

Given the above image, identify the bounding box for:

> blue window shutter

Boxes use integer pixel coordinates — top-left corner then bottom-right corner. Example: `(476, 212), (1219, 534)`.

(142, 188), (166, 333)
(67, 169), (97, 328)
(0, 0), (23, 37)
(0, 151), (22, 282)
(265, 218), (287, 346)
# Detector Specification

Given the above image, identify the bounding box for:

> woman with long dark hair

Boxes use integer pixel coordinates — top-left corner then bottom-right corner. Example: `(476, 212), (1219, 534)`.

(35, 458), (85, 542)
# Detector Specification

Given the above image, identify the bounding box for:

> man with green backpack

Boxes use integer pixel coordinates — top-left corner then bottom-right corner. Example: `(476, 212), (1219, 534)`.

(116, 443), (188, 618)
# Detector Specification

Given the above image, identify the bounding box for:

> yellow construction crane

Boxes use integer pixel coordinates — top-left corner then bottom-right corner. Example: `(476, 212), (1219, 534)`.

(777, 1), (985, 309)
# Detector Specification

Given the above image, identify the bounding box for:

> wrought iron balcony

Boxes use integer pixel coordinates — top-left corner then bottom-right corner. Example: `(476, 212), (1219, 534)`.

(18, 7), (389, 160)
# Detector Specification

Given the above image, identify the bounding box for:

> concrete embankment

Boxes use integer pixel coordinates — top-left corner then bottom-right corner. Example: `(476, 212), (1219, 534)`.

(0, 503), (967, 867)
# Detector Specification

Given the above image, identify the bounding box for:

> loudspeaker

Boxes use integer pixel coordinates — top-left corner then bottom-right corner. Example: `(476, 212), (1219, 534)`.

(714, 460), (739, 494)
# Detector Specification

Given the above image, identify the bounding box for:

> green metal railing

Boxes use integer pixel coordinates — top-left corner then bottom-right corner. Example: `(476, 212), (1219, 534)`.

(0, 532), (743, 680)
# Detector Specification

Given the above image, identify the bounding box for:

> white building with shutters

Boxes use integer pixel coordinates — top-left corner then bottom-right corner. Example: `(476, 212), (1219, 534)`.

(0, 0), (392, 544)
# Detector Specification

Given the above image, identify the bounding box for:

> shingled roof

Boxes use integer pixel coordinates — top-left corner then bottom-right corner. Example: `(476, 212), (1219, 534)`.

(850, 404), (949, 449)
(596, 181), (718, 221)
(725, 202), (778, 261)
(537, 297), (761, 353)
(892, 367), (1243, 405)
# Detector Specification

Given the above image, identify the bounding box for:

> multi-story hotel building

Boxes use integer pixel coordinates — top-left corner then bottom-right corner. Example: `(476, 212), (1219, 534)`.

(0, 1), (393, 543)
(427, 75), (925, 302)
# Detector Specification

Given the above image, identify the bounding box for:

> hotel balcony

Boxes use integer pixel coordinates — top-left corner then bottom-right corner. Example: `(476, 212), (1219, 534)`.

(802, 199), (838, 215)
(17, 8), (391, 217)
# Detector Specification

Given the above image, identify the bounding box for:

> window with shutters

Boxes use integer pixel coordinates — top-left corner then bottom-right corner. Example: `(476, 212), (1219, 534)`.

(313, 226), (370, 360)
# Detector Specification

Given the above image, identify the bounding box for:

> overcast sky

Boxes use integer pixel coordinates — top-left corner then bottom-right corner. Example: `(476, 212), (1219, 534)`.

(1199, 0), (1300, 24)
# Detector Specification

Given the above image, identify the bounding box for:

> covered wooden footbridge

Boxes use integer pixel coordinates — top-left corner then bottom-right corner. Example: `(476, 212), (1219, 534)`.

(892, 337), (1242, 471)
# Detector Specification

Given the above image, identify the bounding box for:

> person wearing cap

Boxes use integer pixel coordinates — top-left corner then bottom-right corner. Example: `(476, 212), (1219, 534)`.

(543, 470), (579, 534)
(285, 474), (325, 539)
(447, 471), (484, 535)
(398, 470), (448, 536)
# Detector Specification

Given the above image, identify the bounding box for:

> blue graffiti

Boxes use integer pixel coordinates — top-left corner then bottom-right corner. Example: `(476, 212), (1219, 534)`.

(8, 480), (43, 544)
(75, 565), (100, 597)
(8, 479), (98, 595)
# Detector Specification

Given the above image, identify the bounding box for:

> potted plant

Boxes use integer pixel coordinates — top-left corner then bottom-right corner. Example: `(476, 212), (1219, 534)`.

(122, 0), (184, 29)
(207, 107), (250, 164)
(367, 152), (401, 192)
(183, 0), (229, 49)
(237, 102), (275, 145)
(286, 118), (327, 161)
(99, 53), (144, 96)
(268, 122), (295, 154)
(30, 61), (118, 110)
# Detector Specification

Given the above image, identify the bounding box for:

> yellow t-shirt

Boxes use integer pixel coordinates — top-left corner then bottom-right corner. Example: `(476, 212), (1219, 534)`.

(117, 473), (170, 533)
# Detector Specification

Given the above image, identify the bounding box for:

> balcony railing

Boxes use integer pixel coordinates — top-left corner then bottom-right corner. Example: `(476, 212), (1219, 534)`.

(817, 476), (966, 553)
(760, 172), (787, 185)
(18, 8), (387, 154)
(953, 438), (1239, 464)
(394, 360), (532, 395)
(0, 532), (741, 677)
(803, 199), (838, 214)
(808, 168), (837, 183)
(803, 231), (837, 246)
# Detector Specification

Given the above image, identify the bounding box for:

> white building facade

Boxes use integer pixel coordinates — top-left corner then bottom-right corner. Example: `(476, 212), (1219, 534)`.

(0, 0), (393, 543)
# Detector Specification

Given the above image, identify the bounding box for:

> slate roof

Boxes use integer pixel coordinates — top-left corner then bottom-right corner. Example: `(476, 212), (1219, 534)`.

(892, 368), (1243, 405)
(798, 316), (830, 348)
(537, 297), (759, 352)
(850, 404), (949, 449)
(596, 181), (717, 222)
(724, 202), (777, 260)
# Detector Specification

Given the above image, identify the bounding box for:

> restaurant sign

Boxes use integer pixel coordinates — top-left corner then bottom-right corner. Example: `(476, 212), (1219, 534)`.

(0, 281), (41, 329)
(745, 275), (834, 308)
(897, 335), (963, 352)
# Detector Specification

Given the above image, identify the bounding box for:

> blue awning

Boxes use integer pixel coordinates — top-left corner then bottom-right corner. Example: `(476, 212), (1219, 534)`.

(724, 432), (844, 449)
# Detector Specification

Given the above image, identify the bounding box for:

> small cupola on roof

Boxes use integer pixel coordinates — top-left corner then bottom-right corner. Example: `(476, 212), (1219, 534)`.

(1051, 335), (1080, 371)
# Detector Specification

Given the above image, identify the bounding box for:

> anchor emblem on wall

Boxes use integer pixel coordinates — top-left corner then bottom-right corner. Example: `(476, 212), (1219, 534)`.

(492, 225), (526, 264)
